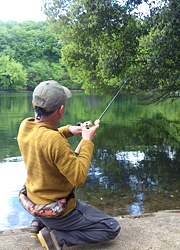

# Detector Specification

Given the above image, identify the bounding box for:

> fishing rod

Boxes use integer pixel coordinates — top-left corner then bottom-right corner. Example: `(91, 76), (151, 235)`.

(75, 79), (127, 154)
(98, 79), (127, 122)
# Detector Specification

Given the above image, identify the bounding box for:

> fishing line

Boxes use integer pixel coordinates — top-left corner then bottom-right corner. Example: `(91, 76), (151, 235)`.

(97, 80), (127, 122)
(91, 80), (127, 122)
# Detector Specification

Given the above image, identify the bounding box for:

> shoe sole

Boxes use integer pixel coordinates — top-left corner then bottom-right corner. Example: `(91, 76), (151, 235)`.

(38, 230), (49, 249)
(30, 232), (38, 238)
(38, 230), (62, 250)
(30, 221), (44, 238)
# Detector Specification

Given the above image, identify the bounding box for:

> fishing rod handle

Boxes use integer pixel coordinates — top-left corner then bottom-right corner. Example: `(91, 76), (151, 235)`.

(74, 139), (83, 155)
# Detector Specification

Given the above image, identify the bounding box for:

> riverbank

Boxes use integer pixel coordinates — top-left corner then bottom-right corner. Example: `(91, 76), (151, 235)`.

(0, 89), (84, 93)
(0, 210), (180, 250)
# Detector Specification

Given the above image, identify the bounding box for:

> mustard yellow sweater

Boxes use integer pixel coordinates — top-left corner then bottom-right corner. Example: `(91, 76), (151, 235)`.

(17, 118), (94, 217)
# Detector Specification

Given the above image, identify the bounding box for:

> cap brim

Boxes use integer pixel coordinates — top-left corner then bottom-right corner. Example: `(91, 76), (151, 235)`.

(62, 86), (72, 98)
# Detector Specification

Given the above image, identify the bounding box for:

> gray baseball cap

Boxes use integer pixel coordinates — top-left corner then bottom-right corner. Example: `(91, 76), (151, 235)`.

(33, 80), (72, 112)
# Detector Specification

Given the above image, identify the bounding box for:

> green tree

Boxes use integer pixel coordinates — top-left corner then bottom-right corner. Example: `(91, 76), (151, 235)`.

(139, 0), (180, 101)
(26, 61), (53, 90)
(51, 60), (79, 88)
(0, 21), (75, 90)
(0, 56), (27, 90)
(4, 21), (62, 67)
(43, 0), (143, 94)
(43, 0), (180, 99)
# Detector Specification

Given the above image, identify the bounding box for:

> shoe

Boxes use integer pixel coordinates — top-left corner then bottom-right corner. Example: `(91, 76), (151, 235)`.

(38, 227), (62, 250)
(30, 220), (45, 238)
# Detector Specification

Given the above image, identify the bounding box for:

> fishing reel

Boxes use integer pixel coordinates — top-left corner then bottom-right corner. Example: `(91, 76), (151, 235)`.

(75, 119), (100, 154)
(77, 119), (100, 129)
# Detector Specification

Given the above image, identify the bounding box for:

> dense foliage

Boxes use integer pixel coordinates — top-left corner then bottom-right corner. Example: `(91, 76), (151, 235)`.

(0, 21), (80, 90)
(1, 0), (180, 99)
(43, 0), (180, 99)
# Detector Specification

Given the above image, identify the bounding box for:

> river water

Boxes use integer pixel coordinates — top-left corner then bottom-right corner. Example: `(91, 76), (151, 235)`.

(0, 91), (180, 230)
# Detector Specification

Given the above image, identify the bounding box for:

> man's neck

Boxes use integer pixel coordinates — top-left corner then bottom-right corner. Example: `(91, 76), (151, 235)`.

(34, 115), (58, 127)
(34, 119), (58, 127)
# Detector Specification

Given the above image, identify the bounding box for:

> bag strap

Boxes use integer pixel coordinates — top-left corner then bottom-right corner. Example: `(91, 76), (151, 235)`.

(66, 188), (75, 202)
(19, 184), (75, 203)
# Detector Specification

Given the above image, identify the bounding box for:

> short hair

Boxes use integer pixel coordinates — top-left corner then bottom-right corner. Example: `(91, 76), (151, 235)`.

(35, 106), (55, 120)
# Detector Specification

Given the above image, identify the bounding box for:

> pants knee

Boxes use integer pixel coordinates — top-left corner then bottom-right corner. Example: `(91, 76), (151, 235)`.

(108, 219), (121, 239)
(115, 222), (121, 236)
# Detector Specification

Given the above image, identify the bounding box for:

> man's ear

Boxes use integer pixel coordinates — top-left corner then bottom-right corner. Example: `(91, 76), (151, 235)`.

(32, 100), (35, 108)
(58, 104), (65, 118)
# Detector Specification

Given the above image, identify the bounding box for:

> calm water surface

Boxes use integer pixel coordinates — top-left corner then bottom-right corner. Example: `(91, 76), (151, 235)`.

(0, 92), (180, 230)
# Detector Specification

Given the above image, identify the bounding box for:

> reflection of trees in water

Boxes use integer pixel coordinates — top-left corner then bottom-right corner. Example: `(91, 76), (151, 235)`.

(86, 95), (100, 108)
(0, 93), (34, 162)
(77, 112), (180, 216)
(77, 144), (180, 215)
(90, 144), (180, 191)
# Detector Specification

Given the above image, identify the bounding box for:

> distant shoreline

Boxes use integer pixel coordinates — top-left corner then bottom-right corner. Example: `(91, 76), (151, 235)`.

(0, 89), (84, 93)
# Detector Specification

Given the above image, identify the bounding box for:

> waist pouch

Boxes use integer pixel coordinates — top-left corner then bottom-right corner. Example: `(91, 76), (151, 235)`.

(19, 184), (75, 218)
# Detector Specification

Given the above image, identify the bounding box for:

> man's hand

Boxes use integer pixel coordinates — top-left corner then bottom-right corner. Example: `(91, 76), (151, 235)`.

(74, 123), (100, 154)
(69, 125), (82, 136)
(82, 124), (99, 141)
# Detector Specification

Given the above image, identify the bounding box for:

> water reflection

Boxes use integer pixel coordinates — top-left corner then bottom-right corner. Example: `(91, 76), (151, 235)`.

(126, 193), (145, 215)
(79, 143), (180, 217)
(0, 158), (33, 230)
(116, 151), (145, 166)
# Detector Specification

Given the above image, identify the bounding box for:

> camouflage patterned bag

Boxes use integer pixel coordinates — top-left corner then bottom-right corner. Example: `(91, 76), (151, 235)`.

(19, 184), (74, 218)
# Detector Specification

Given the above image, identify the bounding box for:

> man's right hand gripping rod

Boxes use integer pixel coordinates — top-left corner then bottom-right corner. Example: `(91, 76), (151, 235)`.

(74, 119), (100, 154)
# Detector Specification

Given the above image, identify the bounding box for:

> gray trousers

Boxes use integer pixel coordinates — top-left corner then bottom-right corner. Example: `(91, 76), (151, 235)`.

(37, 199), (121, 247)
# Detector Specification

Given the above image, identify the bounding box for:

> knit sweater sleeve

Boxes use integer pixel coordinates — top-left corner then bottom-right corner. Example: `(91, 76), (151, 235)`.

(50, 135), (94, 188)
(58, 125), (73, 138)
